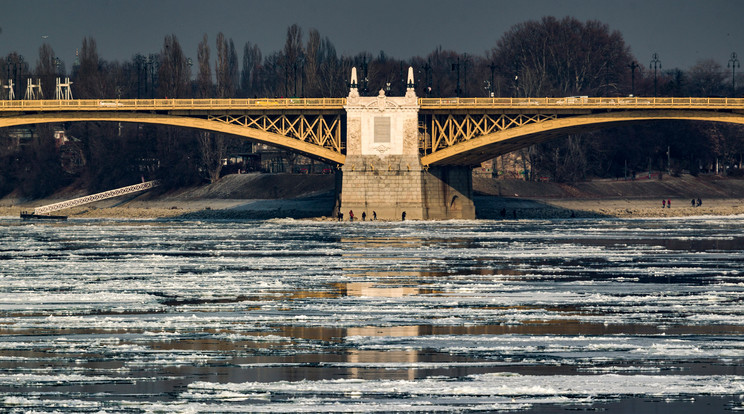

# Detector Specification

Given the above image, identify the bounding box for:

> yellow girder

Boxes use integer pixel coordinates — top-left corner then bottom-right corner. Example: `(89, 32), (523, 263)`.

(5, 97), (744, 168)
(0, 112), (346, 165)
(421, 110), (744, 166)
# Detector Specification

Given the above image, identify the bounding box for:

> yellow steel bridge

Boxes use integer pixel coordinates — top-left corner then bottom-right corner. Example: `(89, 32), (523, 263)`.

(2, 97), (744, 166)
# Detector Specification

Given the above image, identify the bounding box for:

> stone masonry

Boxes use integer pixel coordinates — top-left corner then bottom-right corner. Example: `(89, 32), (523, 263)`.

(338, 67), (475, 220)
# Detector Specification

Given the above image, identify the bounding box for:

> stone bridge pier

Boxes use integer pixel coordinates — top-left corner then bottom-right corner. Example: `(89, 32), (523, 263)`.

(338, 68), (475, 220)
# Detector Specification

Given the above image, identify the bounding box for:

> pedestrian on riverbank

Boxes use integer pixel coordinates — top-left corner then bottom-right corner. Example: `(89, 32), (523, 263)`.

(362, 211), (366, 221)
(697, 198), (702, 207)
(349, 210), (354, 221)
(402, 211), (406, 221)
(372, 211), (377, 220)
(337, 212), (343, 221)
(667, 199), (671, 208)
(662, 199), (666, 208)
(691, 199), (696, 207)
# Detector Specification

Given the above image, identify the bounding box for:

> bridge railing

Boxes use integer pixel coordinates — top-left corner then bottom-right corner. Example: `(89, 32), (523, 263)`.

(419, 96), (744, 108)
(4, 97), (744, 111)
(0, 98), (347, 111)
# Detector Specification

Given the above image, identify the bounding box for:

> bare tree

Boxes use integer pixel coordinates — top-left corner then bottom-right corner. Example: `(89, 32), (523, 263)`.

(317, 38), (345, 97)
(157, 34), (191, 98)
(240, 42), (262, 98)
(198, 132), (225, 183)
(76, 37), (103, 99)
(228, 39), (239, 96)
(196, 34), (212, 98)
(688, 59), (726, 97)
(303, 29), (321, 97)
(215, 32), (238, 98)
(282, 24), (303, 97)
(35, 43), (57, 99)
(491, 17), (633, 97)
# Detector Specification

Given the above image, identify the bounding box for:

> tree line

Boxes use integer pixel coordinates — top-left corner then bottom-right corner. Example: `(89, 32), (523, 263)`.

(1, 17), (743, 198)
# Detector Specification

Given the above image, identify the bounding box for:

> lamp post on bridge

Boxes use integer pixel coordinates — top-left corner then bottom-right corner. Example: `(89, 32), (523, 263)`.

(292, 55), (304, 97)
(488, 61), (496, 97)
(360, 55), (368, 96)
(146, 54), (158, 99)
(462, 54), (470, 97)
(728, 52), (739, 97)
(627, 61), (639, 96)
(451, 57), (462, 97)
(422, 60), (432, 97)
(650, 53), (661, 97)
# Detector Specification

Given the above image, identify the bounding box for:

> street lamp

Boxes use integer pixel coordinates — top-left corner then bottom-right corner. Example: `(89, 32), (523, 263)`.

(423, 60), (432, 96)
(147, 54), (158, 99)
(451, 57), (461, 97)
(627, 61), (639, 96)
(462, 54), (469, 97)
(293, 58), (299, 97)
(53, 57), (61, 77)
(298, 55), (305, 97)
(134, 54), (145, 99)
(488, 61), (496, 97)
(650, 53), (661, 97)
(728, 52), (739, 97)
(360, 55), (368, 96)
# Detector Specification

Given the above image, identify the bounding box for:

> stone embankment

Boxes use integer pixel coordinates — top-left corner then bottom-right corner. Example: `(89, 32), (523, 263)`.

(473, 174), (744, 219)
(1, 173), (743, 220)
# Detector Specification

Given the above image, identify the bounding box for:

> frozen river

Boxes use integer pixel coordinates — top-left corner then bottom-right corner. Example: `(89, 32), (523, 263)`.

(1, 216), (744, 412)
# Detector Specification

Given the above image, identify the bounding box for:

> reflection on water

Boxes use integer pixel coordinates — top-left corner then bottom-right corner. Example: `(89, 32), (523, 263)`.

(1, 217), (744, 412)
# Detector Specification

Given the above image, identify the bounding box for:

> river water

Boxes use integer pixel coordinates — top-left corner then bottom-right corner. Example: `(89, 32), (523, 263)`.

(1, 216), (744, 412)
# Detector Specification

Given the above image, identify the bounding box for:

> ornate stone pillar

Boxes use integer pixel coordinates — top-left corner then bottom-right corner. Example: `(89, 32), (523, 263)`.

(340, 67), (475, 220)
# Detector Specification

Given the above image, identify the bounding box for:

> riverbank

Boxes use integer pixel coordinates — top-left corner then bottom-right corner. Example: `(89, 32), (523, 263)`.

(1, 173), (743, 220)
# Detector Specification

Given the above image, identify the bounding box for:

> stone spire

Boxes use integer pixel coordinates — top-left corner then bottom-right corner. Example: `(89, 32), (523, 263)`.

(405, 66), (416, 99)
(348, 67), (360, 99)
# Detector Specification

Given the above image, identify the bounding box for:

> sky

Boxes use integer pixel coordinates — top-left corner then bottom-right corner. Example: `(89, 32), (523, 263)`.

(1, 0), (743, 73)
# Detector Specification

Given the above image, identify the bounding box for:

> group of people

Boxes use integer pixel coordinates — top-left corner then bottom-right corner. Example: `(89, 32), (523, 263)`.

(336, 210), (379, 221)
(336, 210), (407, 221)
(662, 198), (703, 208)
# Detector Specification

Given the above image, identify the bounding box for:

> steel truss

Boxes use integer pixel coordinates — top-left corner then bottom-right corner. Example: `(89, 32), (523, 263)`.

(207, 113), (343, 153)
(422, 112), (557, 155)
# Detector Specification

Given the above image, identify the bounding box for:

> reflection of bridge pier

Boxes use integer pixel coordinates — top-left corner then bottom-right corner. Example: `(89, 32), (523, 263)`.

(340, 67), (475, 220)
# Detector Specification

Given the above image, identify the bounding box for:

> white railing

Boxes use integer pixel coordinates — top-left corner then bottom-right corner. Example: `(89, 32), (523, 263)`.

(0, 98), (347, 111)
(33, 180), (159, 214)
(419, 96), (744, 108)
(2, 96), (742, 111)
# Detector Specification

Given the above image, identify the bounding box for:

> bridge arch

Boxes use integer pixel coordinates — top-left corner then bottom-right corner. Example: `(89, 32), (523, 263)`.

(0, 112), (346, 165)
(421, 110), (744, 166)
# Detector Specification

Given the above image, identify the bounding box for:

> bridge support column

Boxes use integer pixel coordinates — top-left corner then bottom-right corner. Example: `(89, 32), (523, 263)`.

(422, 165), (475, 220)
(339, 68), (475, 220)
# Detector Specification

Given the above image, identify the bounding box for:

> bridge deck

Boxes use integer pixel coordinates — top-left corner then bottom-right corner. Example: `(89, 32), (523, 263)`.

(0, 98), (347, 111)
(1, 97), (743, 112)
(419, 97), (744, 111)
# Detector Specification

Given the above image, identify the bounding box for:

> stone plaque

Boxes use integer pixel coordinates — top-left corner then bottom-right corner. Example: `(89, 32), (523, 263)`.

(374, 116), (391, 143)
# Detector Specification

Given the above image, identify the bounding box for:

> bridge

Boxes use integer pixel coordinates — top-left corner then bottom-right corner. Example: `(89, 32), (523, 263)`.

(2, 68), (744, 219)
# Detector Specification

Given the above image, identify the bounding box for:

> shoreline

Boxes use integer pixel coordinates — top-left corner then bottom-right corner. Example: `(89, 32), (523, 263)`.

(2, 196), (744, 220)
